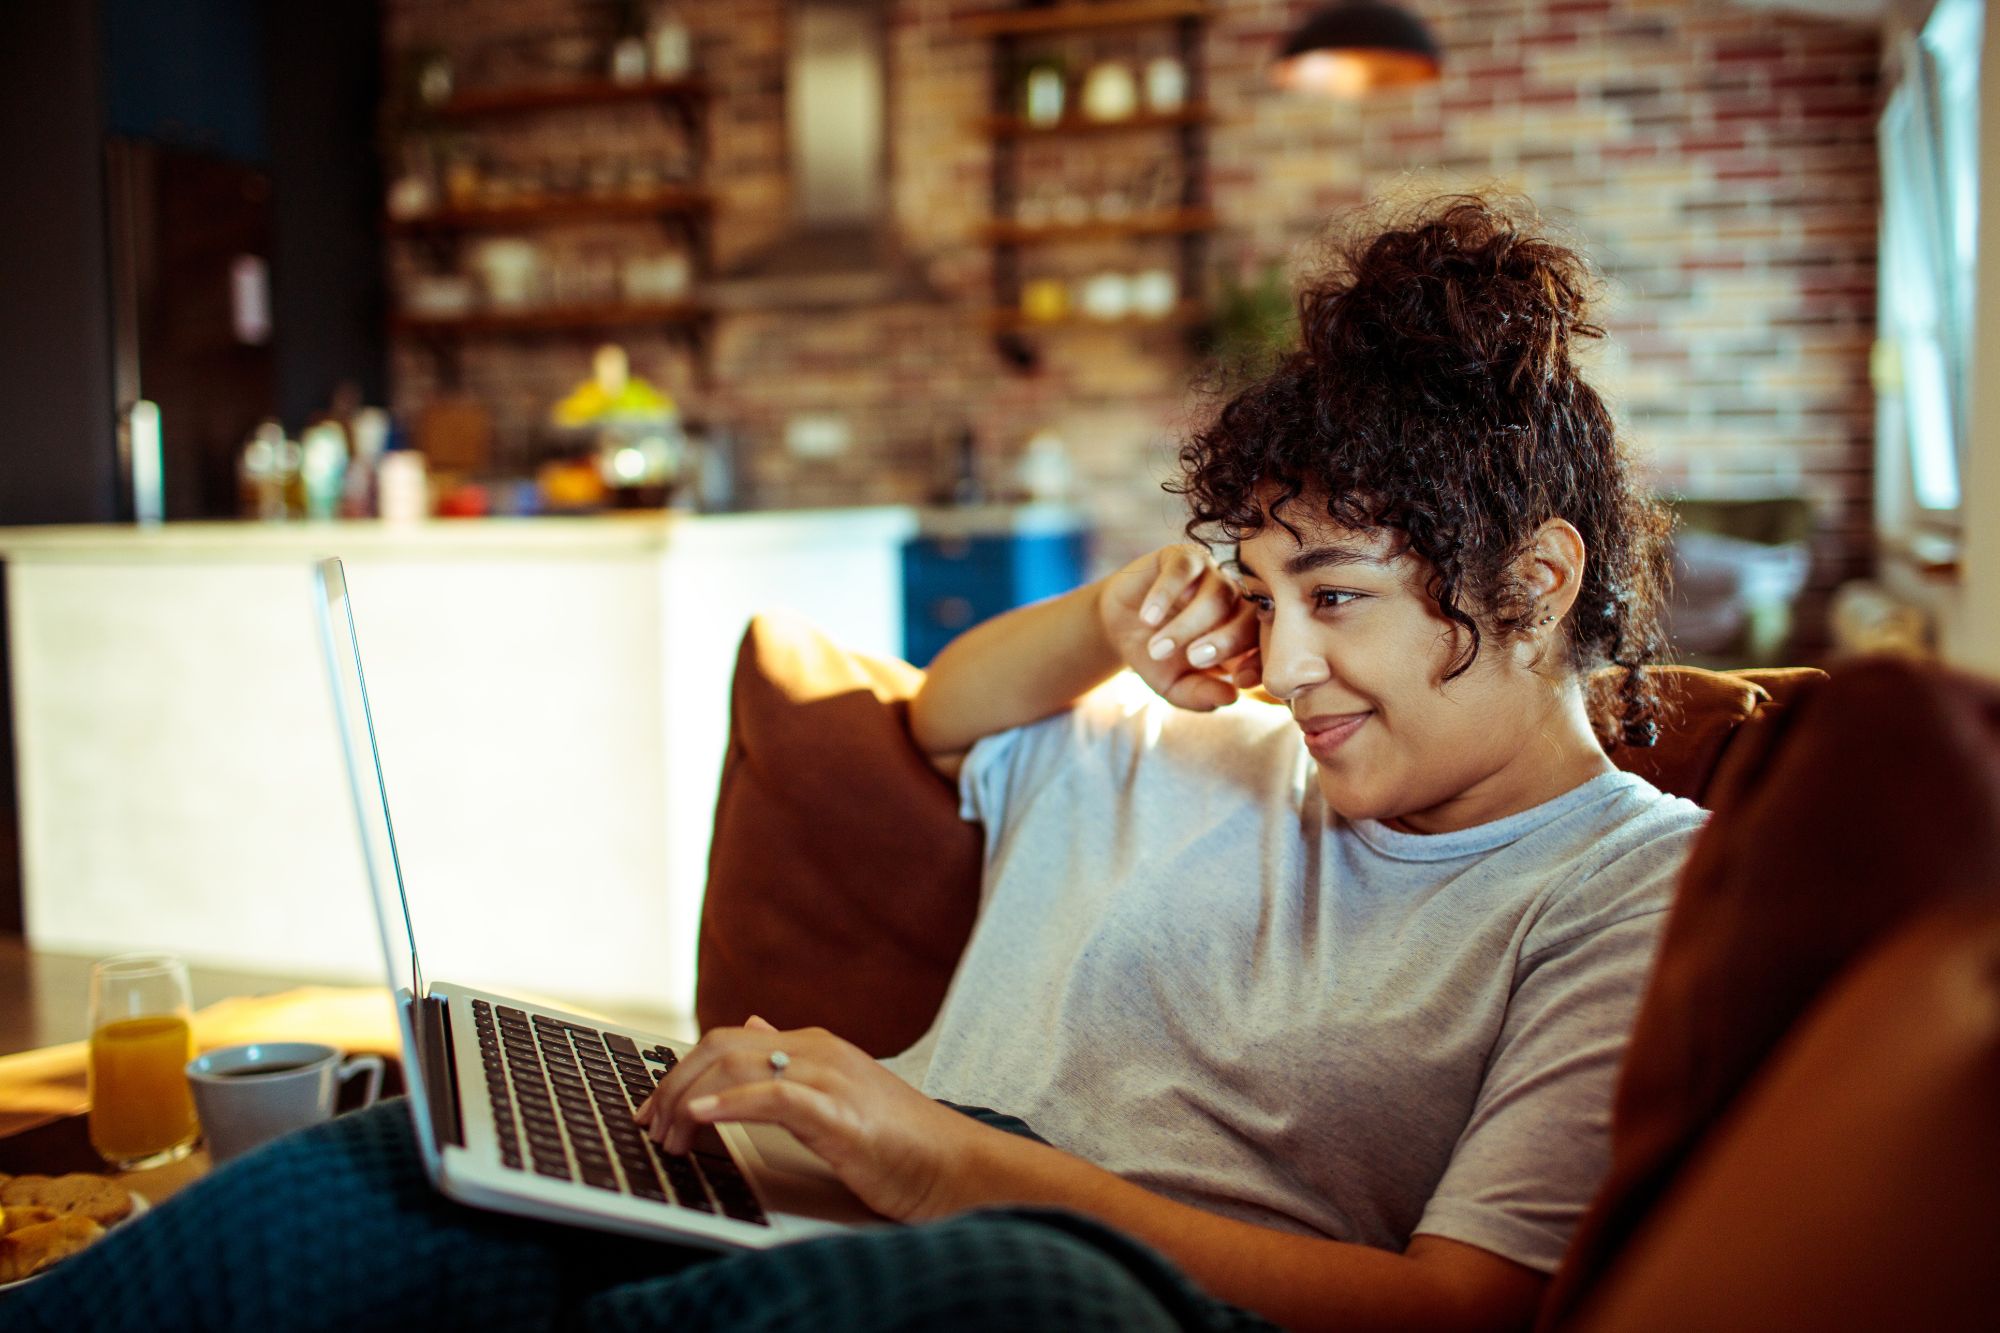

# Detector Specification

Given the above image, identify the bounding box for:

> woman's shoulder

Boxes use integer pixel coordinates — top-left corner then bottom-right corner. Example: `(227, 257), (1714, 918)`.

(1522, 773), (1708, 957)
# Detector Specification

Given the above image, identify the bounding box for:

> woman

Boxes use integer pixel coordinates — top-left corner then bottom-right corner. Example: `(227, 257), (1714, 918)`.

(11, 195), (1702, 1333)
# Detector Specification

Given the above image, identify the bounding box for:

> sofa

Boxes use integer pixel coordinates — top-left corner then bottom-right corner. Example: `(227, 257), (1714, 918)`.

(694, 614), (1999, 1331)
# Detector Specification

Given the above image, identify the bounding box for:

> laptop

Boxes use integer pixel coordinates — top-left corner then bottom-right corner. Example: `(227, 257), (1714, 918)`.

(312, 556), (877, 1248)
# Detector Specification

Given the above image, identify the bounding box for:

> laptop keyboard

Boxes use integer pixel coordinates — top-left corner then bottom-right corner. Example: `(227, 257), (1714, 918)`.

(470, 998), (770, 1227)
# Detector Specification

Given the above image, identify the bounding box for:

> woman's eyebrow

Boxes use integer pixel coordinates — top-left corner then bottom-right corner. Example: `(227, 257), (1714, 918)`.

(1285, 543), (1381, 576)
(1229, 542), (1382, 583)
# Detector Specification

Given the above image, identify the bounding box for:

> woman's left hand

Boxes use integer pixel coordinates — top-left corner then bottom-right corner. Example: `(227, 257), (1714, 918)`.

(633, 1017), (988, 1223)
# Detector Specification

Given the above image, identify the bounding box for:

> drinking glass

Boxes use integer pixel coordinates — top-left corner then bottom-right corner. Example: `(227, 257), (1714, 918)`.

(87, 954), (200, 1170)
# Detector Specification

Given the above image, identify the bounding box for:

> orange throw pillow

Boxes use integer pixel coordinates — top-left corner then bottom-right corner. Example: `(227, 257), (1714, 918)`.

(695, 615), (982, 1056)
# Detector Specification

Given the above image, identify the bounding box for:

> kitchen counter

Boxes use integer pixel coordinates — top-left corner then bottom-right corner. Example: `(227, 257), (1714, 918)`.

(0, 508), (915, 561)
(1, 509), (916, 1023)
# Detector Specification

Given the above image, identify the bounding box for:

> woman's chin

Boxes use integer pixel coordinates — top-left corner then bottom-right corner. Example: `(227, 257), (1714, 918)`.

(1316, 772), (1399, 825)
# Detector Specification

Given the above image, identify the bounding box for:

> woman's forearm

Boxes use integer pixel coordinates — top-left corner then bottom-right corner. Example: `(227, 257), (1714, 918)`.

(907, 579), (1123, 764)
(943, 1131), (1544, 1333)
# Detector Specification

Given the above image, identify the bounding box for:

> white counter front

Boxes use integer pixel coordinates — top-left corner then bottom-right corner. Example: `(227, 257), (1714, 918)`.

(0, 510), (916, 1026)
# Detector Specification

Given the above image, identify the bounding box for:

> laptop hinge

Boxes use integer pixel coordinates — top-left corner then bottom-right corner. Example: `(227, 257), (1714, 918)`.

(414, 993), (464, 1149)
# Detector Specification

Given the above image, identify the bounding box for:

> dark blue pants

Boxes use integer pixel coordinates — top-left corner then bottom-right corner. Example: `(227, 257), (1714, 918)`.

(4, 1101), (1280, 1332)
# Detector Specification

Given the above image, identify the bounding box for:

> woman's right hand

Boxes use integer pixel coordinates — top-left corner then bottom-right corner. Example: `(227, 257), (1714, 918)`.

(1097, 544), (1261, 712)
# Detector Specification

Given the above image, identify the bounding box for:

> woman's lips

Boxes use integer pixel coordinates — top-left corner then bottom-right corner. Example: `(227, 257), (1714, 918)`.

(1298, 711), (1371, 760)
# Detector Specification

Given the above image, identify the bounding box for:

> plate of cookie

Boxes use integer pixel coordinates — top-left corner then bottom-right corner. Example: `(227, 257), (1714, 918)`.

(0, 1172), (147, 1289)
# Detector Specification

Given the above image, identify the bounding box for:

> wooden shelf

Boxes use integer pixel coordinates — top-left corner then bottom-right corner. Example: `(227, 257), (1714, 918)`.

(979, 207), (1216, 246)
(433, 77), (711, 119)
(983, 300), (1205, 333)
(392, 301), (709, 337)
(957, 1), (1211, 38)
(980, 105), (1214, 138)
(387, 189), (714, 233)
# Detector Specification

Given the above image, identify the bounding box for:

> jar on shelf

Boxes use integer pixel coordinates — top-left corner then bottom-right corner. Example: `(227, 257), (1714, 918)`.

(1131, 268), (1178, 319)
(649, 7), (692, 77)
(1022, 60), (1065, 126)
(610, 34), (649, 85)
(470, 238), (543, 310)
(1145, 55), (1187, 112)
(1080, 61), (1138, 122)
(622, 252), (692, 303)
(1021, 277), (1068, 324)
(1077, 271), (1133, 321)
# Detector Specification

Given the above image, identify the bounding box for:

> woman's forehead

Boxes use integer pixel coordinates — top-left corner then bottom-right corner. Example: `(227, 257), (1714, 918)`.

(1233, 515), (1404, 579)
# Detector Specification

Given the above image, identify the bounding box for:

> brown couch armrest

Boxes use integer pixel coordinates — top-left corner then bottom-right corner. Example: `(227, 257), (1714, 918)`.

(1542, 657), (2000, 1329)
(1565, 901), (2000, 1332)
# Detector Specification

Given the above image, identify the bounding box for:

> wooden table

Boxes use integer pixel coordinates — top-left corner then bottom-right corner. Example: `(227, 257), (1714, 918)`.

(0, 986), (399, 1202)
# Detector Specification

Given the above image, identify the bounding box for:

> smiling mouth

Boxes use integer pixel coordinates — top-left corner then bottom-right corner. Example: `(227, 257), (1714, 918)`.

(1298, 711), (1371, 760)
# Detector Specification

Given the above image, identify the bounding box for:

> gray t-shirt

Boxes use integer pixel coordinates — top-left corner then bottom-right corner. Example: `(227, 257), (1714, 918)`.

(890, 678), (1706, 1274)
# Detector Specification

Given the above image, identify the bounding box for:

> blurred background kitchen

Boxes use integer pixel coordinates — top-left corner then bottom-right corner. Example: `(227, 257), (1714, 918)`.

(3, 0), (1995, 1035)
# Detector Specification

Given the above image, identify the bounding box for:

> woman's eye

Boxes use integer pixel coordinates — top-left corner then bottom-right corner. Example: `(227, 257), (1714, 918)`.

(1240, 591), (1274, 618)
(1314, 589), (1363, 611)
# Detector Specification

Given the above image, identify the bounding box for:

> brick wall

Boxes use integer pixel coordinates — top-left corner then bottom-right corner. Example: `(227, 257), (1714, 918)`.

(385, 0), (1879, 653)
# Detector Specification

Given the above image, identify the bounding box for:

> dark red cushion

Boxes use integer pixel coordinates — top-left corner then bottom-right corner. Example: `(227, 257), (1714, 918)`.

(1540, 658), (2000, 1329)
(1566, 899), (2000, 1333)
(694, 615), (979, 1056)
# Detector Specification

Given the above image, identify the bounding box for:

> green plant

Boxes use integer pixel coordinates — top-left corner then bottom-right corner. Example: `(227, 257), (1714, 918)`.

(1202, 261), (1298, 385)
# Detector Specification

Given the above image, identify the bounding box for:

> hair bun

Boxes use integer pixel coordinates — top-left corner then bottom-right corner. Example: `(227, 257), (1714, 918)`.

(1301, 194), (1603, 401)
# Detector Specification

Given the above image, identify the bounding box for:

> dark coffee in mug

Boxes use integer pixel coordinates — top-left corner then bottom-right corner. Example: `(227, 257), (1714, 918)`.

(216, 1062), (312, 1078)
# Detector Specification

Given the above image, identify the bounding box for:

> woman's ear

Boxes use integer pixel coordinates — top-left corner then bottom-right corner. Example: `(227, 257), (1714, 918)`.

(1522, 518), (1587, 625)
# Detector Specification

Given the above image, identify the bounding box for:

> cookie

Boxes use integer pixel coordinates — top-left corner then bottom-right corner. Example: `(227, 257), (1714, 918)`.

(0, 1205), (60, 1235)
(0, 1215), (103, 1283)
(0, 1174), (133, 1226)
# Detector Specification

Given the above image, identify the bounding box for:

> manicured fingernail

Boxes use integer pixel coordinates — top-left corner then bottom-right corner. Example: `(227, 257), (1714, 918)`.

(1141, 602), (1164, 626)
(689, 1095), (719, 1117)
(1187, 642), (1218, 666)
(1148, 637), (1174, 660)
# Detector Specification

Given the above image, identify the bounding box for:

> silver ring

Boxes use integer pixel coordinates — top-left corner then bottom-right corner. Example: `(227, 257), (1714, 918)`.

(768, 1050), (791, 1079)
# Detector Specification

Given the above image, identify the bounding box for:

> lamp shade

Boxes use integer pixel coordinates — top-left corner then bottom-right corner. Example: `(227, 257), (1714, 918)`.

(1272, 1), (1443, 99)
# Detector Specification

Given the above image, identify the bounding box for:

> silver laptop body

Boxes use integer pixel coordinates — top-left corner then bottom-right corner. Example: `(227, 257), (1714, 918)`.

(312, 556), (877, 1249)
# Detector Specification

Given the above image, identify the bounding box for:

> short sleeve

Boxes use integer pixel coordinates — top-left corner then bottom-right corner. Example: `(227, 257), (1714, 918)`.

(956, 673), (1160, 847)
(1411, 898), (1672, 1273)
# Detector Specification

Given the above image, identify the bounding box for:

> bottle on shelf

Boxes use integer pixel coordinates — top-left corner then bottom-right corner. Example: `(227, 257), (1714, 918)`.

(342, 407), (391, 519)
(377, 442), (432, 525)
(299, 422), (350, 521)
(238, 420), (298, 522)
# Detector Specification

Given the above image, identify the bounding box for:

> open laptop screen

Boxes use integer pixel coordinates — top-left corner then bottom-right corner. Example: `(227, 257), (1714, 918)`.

(312, 557), (450, 1166)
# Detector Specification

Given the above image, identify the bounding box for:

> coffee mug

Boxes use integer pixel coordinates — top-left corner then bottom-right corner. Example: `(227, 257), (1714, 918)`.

(185, 1042), (385, 1164)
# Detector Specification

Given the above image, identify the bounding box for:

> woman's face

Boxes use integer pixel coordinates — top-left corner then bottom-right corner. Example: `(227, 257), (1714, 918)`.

(1231, 513), (1597, 834)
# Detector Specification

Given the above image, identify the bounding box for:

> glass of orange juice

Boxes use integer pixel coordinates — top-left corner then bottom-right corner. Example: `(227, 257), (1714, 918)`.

(87, 954), (200, 1170)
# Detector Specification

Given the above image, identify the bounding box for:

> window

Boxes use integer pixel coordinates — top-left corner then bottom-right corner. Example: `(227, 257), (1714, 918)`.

(1877, 0), (1982, 532)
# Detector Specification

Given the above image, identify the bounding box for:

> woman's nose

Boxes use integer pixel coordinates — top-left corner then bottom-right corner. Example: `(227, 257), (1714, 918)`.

(1258, 612), (1330, 701)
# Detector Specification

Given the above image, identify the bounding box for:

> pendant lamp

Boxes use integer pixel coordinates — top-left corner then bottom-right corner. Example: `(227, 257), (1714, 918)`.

(1272, 1), (1443, 99)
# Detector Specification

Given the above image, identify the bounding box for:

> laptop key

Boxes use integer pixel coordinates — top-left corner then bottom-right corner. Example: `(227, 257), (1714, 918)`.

(704, 1176), (764, 1216)
(659, 1165), (713, 1212)
(689, 1125), (736, 1163)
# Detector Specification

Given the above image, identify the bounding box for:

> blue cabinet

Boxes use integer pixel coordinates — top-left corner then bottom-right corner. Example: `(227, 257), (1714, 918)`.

(903, 512), (1092, 666)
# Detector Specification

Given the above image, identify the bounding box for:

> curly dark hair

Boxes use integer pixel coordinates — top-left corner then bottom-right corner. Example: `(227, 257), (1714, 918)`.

(1172, 193), (1673, 750)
